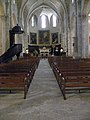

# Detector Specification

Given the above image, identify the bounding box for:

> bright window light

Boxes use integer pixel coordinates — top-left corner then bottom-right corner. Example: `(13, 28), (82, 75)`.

(72, 0), (74, 3)
(41, 15), (46, 28)
(31, 16), (35, 27)
(13, 0), (15, 4)
(52, 15), (57, 27)
(88, 20), (90, 23)
(88, 13), (90, 17)
(88, 13), (90, 23)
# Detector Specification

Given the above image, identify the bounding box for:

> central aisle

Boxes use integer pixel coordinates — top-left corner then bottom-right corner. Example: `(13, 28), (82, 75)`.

(28, 58), (60, 100)
(23, 58), (62, 120)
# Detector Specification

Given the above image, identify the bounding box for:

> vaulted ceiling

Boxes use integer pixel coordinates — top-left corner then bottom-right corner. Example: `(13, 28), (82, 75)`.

(15, 0), (70, 25)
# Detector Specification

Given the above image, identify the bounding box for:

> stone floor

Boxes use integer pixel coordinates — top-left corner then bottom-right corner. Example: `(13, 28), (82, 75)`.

(0, 59), (90, 120)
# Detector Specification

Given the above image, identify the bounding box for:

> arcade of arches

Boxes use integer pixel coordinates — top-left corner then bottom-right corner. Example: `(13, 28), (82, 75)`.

(0, 0), (90, 58)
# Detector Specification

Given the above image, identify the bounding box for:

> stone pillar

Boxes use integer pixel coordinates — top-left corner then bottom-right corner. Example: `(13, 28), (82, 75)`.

(77, 0), (82, 58)
(0, 16), (3, 55)
(10, 0), (12, 29)
(63, 12), (68, 56)
(66, 15), (69, 56)
(76, 0), (89, 58)
(81, 14), (89, 58)
(22, 33), (26, 53)
(5, 0), (11, 50)
(1, 15), (6, 53)
(73, 0), (87, 58)
(0, 15), (7, 54)
(73, 0), (78, 58)
(68, 28), (73, 56)
(22, 33), (28, 53)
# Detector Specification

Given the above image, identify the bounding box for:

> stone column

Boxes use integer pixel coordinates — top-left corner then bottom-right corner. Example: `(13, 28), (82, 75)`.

(81, 14), (89, 58)
(0, 16), (3, 55)
(77, 0), (82, 58)
(1, 15), (6, 53)
(7, 0), (12, 30)
(63, 12), (68, 56)
(73, 0), (78, 58)
(5, 0), (10, 50)
(22, 33), (26, 53)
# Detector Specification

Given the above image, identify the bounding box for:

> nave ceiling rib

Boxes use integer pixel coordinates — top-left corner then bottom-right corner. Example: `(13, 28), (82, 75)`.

(18, 0), (67, 27)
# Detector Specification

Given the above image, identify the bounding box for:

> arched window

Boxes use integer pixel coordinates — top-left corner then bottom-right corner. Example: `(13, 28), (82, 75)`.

(52, 15), (57, 27)
(31, 16), (35, 27)
(13, 0), (15, 4)
(88, 13), (90, 23)
(31, 15), (37, 27)
(41, 14), (46, 28)
(72, 0), (74, 3)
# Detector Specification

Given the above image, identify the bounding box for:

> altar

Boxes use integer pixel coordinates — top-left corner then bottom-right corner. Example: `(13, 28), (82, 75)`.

(39, 47), (50, 57)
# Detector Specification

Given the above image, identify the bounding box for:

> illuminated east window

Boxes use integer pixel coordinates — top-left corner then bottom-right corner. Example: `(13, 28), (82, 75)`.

(88, 20), (90, 23)
(41, 15), (46, 28)
(88, 13), (90, 23)
(72, 0), (74, 3)
(52, 15), (57, 27)
(88, 13), (90, 17)
(13, 0), (15, 4)
(31, 16), (35, 27)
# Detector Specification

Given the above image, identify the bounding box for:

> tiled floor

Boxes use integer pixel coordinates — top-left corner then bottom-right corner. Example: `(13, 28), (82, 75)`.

(0, 59), (90, 120)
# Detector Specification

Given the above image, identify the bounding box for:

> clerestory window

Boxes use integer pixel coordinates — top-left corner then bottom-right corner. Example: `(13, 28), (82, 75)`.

(41, 14), (47, 28)
(72, 0), (74, 3)
(52, 15), (57, 27)
(31, 16), (35, 27)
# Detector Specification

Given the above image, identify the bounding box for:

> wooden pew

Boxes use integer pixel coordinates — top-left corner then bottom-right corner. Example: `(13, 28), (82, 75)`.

(48, 56), (90, 100)
(0, 57), (40, 99)
(58, 73), (90, 100)
(0, 75), (29, 99)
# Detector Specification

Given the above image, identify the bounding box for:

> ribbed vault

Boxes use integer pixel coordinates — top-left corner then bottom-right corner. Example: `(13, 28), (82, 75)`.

(15, 0), (69, 28)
